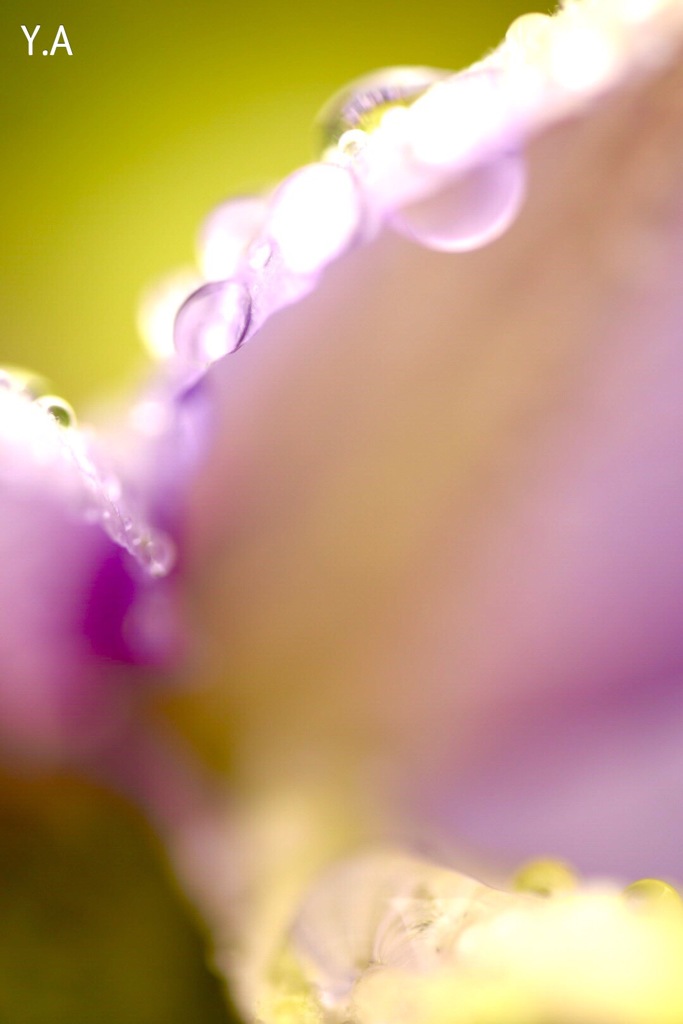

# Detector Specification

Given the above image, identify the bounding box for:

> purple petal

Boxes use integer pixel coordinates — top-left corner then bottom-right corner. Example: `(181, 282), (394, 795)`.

(178, 33), (683, 876)
(0, 382), (181, 762)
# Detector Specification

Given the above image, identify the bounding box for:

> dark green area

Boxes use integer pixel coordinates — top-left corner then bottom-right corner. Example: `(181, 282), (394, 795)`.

(0, 775), (236, 1024)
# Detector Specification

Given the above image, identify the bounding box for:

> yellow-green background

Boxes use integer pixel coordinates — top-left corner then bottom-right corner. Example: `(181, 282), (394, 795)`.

(0, 0), (530, 1019)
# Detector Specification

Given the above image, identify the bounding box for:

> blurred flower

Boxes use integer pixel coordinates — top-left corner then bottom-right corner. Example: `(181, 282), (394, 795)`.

(256, 848), (683, 1024)
(0, 371), (180, 762)
(3, 0), (683, 1022)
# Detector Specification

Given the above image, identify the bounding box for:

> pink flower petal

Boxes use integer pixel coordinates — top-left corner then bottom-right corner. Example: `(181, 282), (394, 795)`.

(180, 35), (683, 876)
(0, 383), (181, 762)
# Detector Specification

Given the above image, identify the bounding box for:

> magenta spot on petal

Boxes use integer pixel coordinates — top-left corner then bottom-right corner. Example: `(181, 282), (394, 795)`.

(391, 151), (526, 252)
(81, 544), (142, 665)
(82, 541), (181, 668)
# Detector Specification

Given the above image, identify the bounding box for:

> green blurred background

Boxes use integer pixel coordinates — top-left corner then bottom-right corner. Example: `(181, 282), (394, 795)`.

(0, 0), (530, 1019)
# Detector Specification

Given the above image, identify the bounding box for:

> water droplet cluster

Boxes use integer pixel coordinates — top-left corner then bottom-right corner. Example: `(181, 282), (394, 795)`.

(0, 368), (175, 577)
(146, 62), (526, 384)
(286, 850), (517, 1013)
(263, 847), (683, 1023)
(139, 0), (682, 395)
(107, 0), (683, 581)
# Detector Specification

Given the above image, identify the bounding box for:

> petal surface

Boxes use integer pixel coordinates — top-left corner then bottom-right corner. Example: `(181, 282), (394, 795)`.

(0, 383), (180, 762)
(178, 10), (683, 879)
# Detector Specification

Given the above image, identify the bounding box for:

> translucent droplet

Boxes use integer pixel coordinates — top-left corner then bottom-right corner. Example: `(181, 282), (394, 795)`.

(173, 280), (251, 366)
(0, 365), (49, 398)
(268, 163), (362, 276)
(0, 368), (20, 392)
(624, 878), (681, 909)
(138, 531), (176, 578)
(247, 239), (273, 272)
(391, 150), (526, 252)
(407, 69), (511, 170)
(505, 12), (554, 58)
(198, 195), (268, 281)
(137, 268), (203, 361)
(337, 128), (369, 160)
(288, 850), (518, 1016)
(35, 394), (77, 428)
(513, 857), (577, 896)
(548, 8), (619, 92)
(501, 14), (555, 111)
(118, 515), (176, 578)
(317, 66), (449, 152)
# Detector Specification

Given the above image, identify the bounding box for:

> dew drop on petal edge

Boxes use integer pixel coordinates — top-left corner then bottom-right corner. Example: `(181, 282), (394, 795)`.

(198, 195), (269, 281)
(174, 279), (251, 366)
(513, 857), (578, 896)
(0, 365), (50, 398)
(505, 11), (554, 59)
(267, 163), (363, 277)
(391, 150), (527, 253)
(35, 394), (77, 428)
(624, 878), (682, 909)
(124, 518), (177, 577)
(317, 65), (451, 152)
(140, 531), (176, 578)
(407, 68), (510, 170)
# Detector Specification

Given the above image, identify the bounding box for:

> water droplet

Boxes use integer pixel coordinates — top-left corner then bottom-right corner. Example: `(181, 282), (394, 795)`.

(198, 195), (268, 280)
(391, 150), (526, 252)
(336, 128), (369, 160)
(247, 239), (273, 272)
(289, 848), (516, 1014)
(35, 394), (77, 428)
(548, 7), (618, 92)
(174, 280), (251, 366)
(317, 66), (450, 153)
(137, 268), (203, 361)
(268, 163), (363, 276)
(139, 531), (176, 578)
(505, 12), (554, 58)
(513, 857), (577, 897)
(624, 878), (681, 909)
(0, 365), (49, 398)
(501, 14), (555, 111)
(408, 69), (511, 170)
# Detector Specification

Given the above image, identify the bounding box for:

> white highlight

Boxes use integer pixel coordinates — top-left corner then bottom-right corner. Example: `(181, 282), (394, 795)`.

(199, 196), (268, 281)
(268, 164), (362, 276)
(408, 70), (510, 169)
(549, 13), (619, 91)
(137, 268), (203, 361)
(505, 12), (554, 54)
